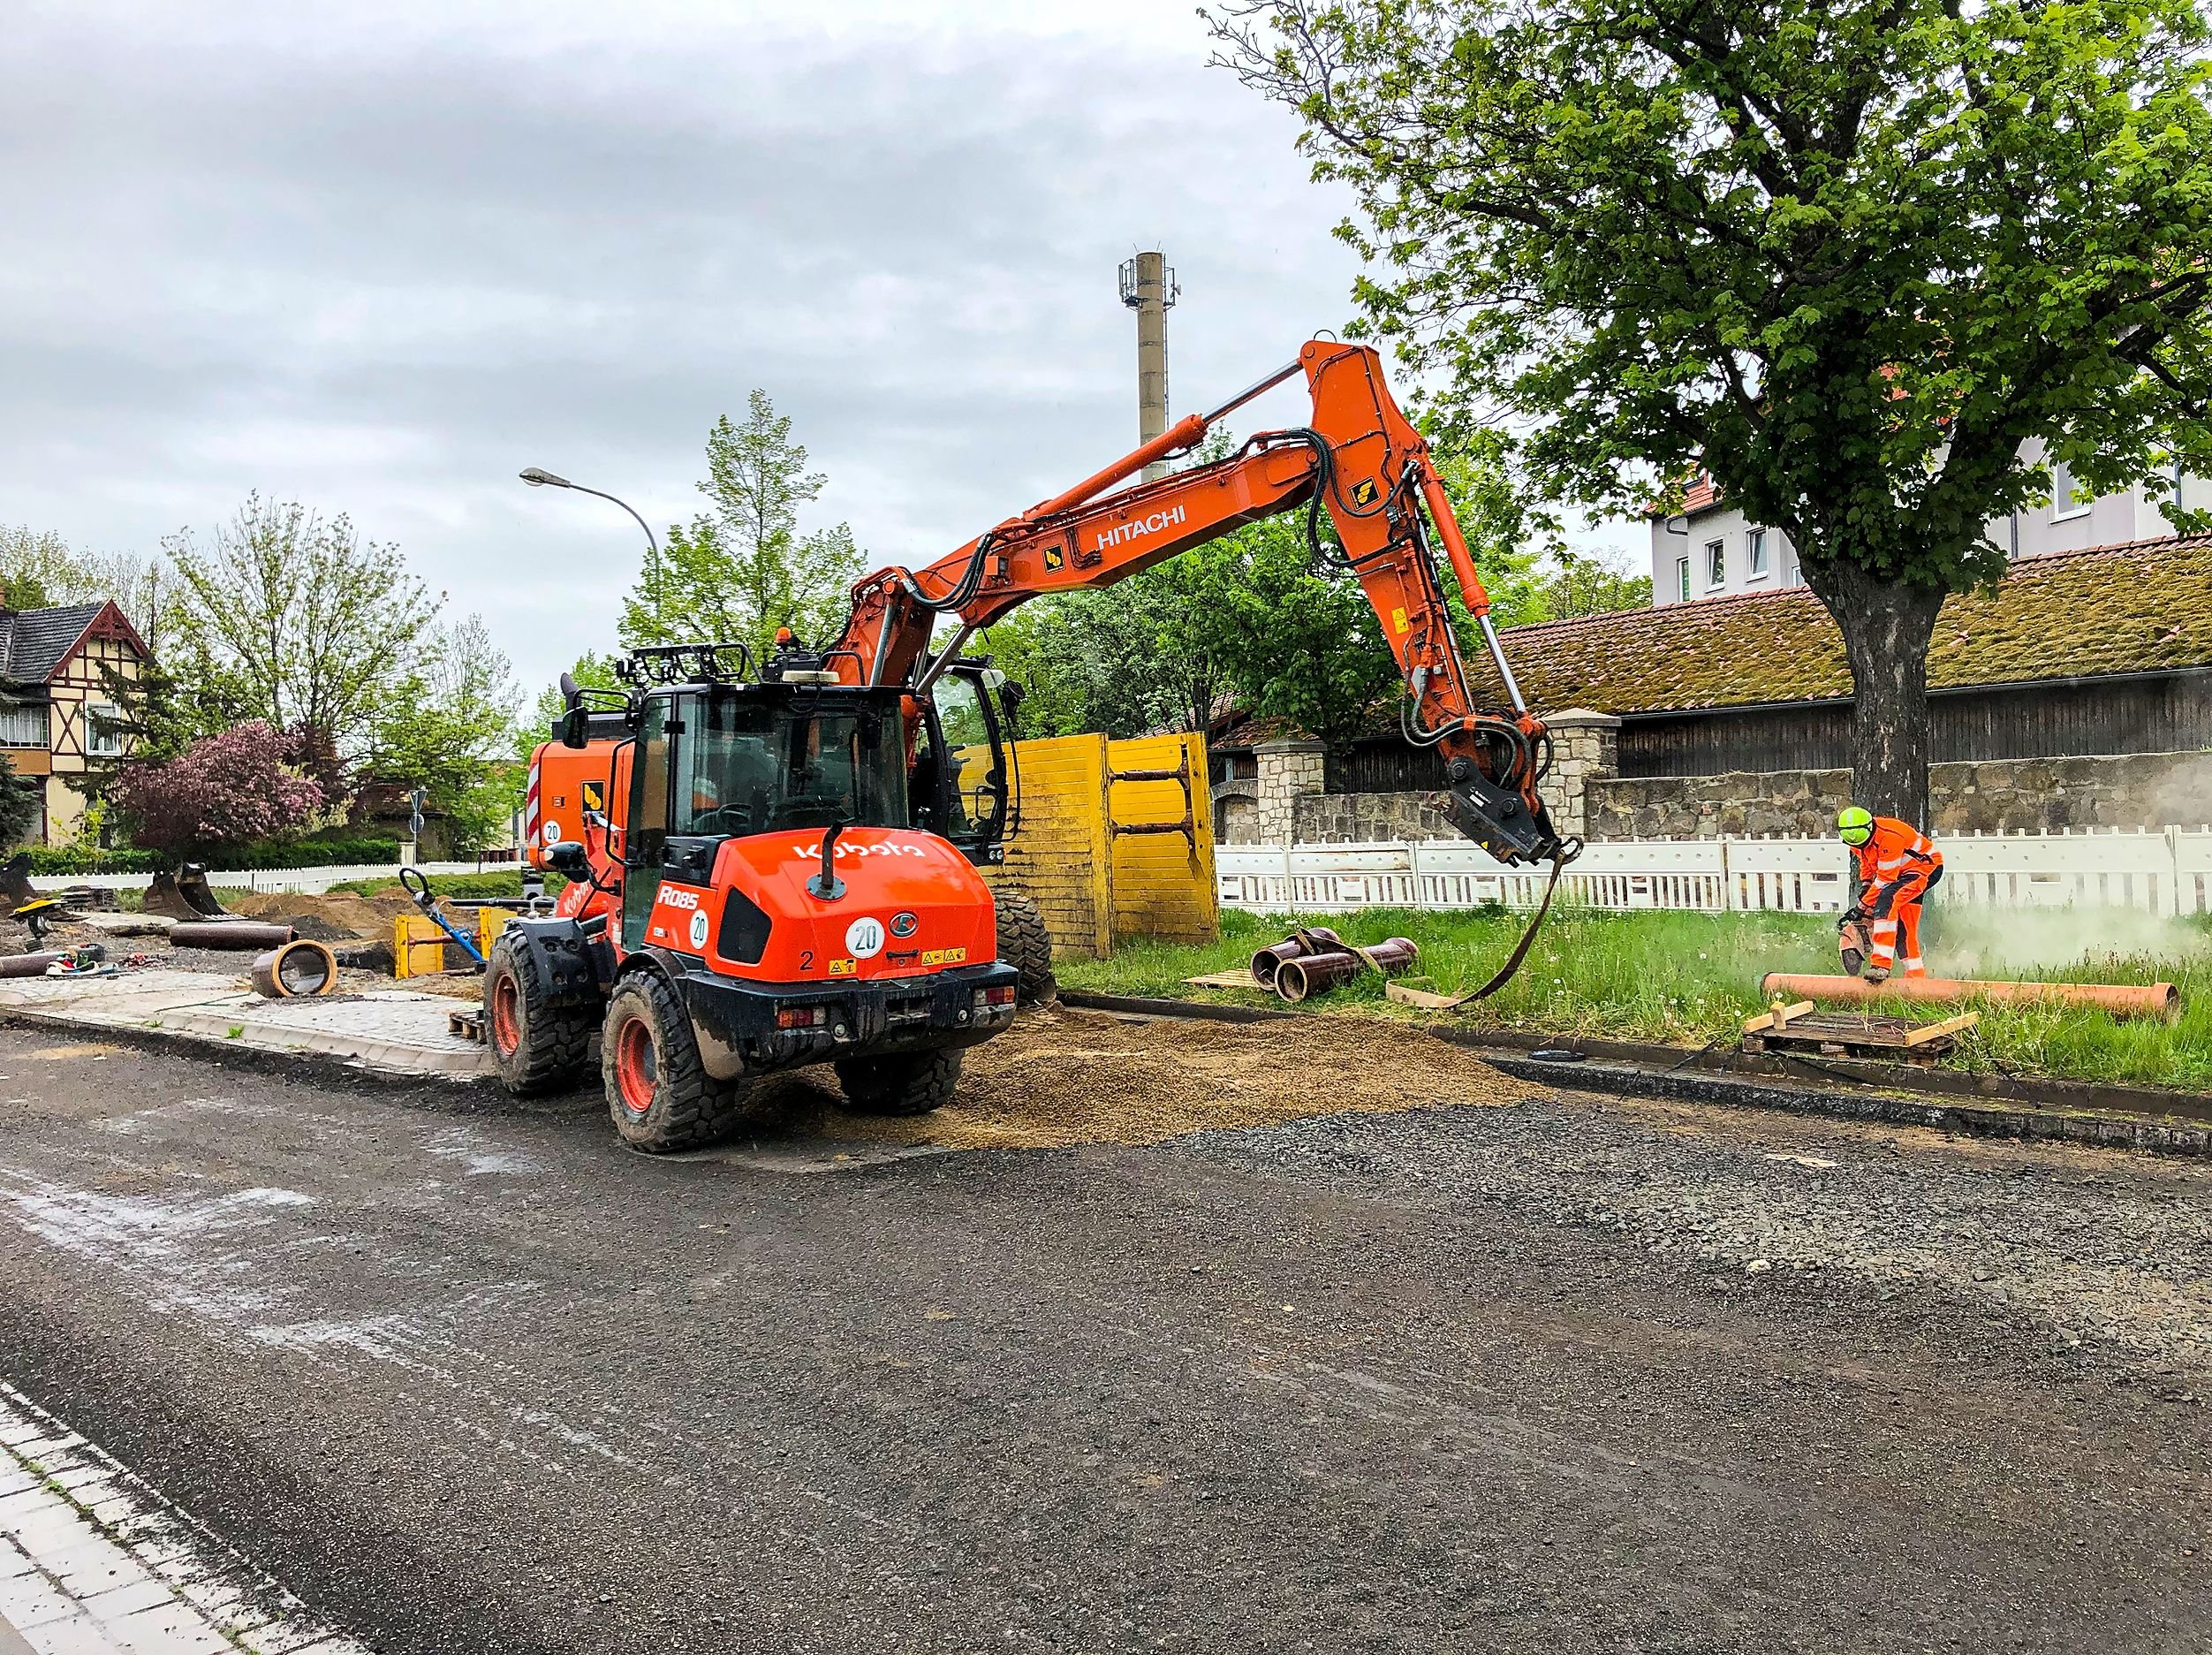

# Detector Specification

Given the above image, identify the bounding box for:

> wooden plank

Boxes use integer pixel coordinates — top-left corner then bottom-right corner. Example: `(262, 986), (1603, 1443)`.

(1901, 1009), (1981, 1048)
(1741, 999), (1815, 1034)
(1182, 969), (1266, 991)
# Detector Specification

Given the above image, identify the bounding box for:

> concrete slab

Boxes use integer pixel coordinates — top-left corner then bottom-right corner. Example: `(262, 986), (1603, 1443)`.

(0, 971), (491, 1082)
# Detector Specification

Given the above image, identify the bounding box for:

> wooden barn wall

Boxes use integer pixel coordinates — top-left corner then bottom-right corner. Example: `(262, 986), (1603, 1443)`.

(1325, 742), (1446, 796)
(1617, 673), (2212, 779)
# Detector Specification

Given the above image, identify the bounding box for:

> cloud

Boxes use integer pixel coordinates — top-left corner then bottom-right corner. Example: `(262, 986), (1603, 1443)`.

(2, 0), (1638, 695)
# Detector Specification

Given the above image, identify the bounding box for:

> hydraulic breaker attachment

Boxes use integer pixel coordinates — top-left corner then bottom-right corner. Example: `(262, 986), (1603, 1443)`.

(1436, 757), (1572, 867)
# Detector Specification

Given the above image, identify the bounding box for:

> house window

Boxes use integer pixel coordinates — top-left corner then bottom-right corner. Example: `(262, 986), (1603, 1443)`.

(0, 704), (47, 749)
(2052, 460), (2092, 522)
(1706, 539), (1726, 588)
(1676, 556), (1691, 603)
(86, 702), (125, 758)
(1746, 528), (1769, 578)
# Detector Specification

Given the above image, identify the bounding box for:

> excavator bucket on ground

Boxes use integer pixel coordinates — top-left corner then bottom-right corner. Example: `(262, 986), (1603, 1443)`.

(144, 862), (231, 922)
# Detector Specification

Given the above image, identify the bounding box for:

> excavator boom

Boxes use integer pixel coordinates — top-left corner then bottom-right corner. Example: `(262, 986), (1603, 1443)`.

(828, 339), (1568, 865)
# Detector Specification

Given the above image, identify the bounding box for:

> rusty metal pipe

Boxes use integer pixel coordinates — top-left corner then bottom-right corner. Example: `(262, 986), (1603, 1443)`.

(252, 938), (338, 998)
(170, 920), (296, 952)
(1276, 938), (1419, 1003)
(0, 951), (67, 978)
(1760, 972), (2181, 1024)
(1251, 928), (1344, 987)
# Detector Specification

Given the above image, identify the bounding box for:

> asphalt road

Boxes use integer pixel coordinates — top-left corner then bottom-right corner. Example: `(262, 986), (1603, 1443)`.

(0, 1023), (2206, 1653)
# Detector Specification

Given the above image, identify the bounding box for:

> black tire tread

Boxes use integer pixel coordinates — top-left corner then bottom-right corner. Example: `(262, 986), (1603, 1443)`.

(602, 973), (754, 1152)
(834, 1046), (962, 1117)
(993, 887), (1057, 1006)
(486, 930), (595, 1097)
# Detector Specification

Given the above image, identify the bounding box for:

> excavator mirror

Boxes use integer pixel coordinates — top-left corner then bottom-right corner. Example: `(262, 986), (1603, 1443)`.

(557, 671), (590, 748)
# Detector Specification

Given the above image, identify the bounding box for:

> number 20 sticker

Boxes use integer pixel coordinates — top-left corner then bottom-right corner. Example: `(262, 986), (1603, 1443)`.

(845, 916), (885, 960)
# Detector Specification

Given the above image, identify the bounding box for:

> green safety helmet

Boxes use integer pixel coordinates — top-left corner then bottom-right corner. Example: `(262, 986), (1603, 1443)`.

(1837, 806), (1874, 846)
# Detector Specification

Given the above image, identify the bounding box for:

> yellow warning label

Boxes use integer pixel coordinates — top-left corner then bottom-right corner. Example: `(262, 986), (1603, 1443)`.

(1390, 606), (1408, 635)
(1352, 478), (1378, 506)
(920, 947), (967, 966)
(581, 779), (604, 813)
(829, 958), (858, 976)
(1043, 545), (1065, 573)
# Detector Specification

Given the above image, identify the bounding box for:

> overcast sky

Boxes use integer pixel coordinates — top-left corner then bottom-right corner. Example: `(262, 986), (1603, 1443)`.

(4, 0), (1639, 695)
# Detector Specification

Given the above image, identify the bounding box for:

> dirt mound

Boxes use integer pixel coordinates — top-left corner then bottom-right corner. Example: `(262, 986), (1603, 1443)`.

(798, 1006), (1541, 1150)
(227, 889), (415, 940)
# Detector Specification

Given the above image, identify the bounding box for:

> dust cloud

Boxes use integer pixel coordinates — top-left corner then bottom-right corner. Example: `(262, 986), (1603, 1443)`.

(1927, 902), (2208, 978)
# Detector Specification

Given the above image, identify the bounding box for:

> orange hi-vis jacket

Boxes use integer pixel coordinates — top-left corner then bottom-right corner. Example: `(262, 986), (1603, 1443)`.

(1851, 817), (1941, 900)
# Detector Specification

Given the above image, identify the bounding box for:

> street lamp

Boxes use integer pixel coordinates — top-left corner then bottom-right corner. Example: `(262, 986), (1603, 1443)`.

(519, 467), (665, 620)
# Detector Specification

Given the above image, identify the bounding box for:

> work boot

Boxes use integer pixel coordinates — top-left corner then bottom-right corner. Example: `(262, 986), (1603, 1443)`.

(1862, 966), (1891, 985)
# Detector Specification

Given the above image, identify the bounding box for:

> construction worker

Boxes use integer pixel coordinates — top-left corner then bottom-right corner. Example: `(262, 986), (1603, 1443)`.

(1837, 807), (1943, 982)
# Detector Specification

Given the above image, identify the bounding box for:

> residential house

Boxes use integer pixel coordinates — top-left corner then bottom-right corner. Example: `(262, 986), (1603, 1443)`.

(0, 598), (148, 845)
(1649, 459), (2212, 605)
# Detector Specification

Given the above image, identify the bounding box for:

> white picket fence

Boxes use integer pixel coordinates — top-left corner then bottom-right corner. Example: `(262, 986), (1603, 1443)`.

(27, 861), (492, 897)
(1217, 827), (2212, 918)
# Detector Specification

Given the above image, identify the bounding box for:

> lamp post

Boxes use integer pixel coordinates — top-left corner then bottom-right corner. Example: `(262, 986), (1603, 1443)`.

(519, 467), (664, 628)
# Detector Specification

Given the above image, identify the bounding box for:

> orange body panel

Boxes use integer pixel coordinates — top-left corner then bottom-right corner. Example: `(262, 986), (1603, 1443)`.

(525, 740), (626, 868)
(633, 828), (998, 983)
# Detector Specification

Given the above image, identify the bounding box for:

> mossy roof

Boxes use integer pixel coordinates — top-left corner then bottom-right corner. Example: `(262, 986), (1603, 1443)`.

(1468, 533), (2212, 717)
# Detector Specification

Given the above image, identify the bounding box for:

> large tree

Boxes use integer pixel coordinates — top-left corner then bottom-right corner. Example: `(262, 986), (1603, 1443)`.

(622, 391), (865, 663)
(163, 495), (438, 761)
(1214, 0), (2212, 824)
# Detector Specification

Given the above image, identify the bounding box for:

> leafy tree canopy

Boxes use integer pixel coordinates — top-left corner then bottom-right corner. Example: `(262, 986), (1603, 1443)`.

(163, 495), (439, 762)
(1214, 0), (2212, 818)
(622, 391), (866, 664)
(110, 720), (324, 859)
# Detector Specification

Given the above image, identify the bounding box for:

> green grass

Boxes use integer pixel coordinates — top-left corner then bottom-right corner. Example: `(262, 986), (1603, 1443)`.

(1057, 904), (2212, 1096)
(326, 869), (567, 900)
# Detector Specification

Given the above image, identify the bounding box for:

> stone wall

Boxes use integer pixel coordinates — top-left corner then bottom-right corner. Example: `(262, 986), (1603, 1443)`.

(1293, 790), (1455, 843)
(1217, 740), (1327, 844)
(1587, 748), (2212, 839)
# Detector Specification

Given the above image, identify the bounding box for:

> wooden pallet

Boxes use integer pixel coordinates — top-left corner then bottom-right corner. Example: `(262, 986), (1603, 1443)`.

(448, 1007), (486, 1044)
(1741, 1001), (1978, 1061)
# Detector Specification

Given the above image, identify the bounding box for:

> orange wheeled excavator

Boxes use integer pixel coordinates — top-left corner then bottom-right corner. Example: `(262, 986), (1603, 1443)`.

(499, 339), (1575, 1150)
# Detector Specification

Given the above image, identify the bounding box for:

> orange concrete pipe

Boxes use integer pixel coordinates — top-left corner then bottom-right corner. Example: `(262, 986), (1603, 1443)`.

(1759, 973), (2181, 1024)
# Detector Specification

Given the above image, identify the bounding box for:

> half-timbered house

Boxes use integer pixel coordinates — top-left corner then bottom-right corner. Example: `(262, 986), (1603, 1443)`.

(0, 599), (148, 845)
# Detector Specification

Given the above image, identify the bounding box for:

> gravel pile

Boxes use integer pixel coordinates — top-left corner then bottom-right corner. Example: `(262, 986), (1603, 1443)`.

(1184, 1091), (2212, 1377)
(814, 1006), (1543, 1150)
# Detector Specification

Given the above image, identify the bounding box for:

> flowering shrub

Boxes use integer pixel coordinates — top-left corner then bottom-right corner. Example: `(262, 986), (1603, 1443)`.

(110, 721), (325, 858)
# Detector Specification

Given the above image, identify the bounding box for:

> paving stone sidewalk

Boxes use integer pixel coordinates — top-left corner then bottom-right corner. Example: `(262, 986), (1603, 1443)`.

(1, 1385), (367, 1654)
(0, 970), (490, 1082)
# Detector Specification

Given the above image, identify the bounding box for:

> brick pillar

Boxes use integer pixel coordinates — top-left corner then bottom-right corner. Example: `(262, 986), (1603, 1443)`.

(1542, 709), (1620, 841)
(1253, 740), (1326, 844)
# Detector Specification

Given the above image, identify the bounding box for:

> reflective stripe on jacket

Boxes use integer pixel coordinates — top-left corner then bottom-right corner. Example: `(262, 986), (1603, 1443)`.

(1852, 816), (1941, 892)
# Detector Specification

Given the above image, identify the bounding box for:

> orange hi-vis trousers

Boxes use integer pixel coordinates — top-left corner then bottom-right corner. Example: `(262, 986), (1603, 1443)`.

(1852, 817), (1943, 978)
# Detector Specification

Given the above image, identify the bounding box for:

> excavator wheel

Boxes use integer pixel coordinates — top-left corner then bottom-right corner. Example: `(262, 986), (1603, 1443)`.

(833, 1046), (962, 1117)
(993, 887), (1057, 1006)
(601, 972), (754, 1152)
(483, 930), (595, 1097)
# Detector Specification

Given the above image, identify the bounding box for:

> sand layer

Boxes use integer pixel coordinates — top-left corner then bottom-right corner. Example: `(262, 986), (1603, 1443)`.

(745, 1006), (1541, 1150)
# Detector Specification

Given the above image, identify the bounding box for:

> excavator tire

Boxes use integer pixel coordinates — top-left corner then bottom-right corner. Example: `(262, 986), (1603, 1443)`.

(484, 930), (595, 1097)
(993, 887), (1057, 1006)
(601, 972), (754, 1152)
(833, 1046), (962, 1117)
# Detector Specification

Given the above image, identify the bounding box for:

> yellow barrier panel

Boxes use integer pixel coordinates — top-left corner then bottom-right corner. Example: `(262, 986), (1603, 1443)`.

(477, 906), (508, 959)
(392, 914), (451, 979)
(1106, 732), (1217, 948)
(982, 731), (1217, 960)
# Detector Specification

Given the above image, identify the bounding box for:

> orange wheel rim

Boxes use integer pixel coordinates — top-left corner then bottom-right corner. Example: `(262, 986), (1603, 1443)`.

(614, 1016), (657, 1116)
(490, 974), (521, 1055)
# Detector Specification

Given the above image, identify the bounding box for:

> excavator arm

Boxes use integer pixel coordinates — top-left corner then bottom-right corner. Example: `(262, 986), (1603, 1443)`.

(823, 339), (1570, 865)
